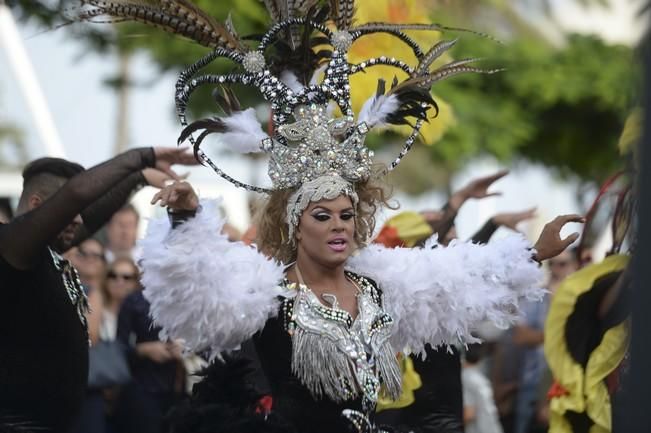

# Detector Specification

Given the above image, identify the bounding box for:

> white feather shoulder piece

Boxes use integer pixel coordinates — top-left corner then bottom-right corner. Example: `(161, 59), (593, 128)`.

(139, 199), (285, 359)
(347, 235), (545, 355)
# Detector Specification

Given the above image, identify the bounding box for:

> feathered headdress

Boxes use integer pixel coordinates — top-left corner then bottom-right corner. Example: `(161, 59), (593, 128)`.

(76, 0), (498, 230)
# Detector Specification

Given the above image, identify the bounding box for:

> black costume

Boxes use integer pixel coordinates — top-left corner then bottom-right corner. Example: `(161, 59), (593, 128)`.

(0, 149), (154, 432)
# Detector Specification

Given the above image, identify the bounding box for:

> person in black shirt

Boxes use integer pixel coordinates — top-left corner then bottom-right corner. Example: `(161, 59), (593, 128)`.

(0, 147), (195, 433)
(113, 289), (186, 433)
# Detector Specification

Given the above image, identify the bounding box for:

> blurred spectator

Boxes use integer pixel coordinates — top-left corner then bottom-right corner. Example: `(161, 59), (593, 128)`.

(106, 204), (140, 261)
(490, 330), (525, 433)
(512, 248), (579, 433)
(69, 258), (140, 433)
(114, 288), (186, 433)
(463, 344), (504, 433)
(101, 258), (141, 341)
(66, 238), (107, 291)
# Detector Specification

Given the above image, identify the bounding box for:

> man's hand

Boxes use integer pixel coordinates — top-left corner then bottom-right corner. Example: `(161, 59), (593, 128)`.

(151, 181), (199, 211)
(533, 214), (585, 262)
(492, 207), (537, 231)
(449, 170), (509, 211)
(153, 147), (198, 180)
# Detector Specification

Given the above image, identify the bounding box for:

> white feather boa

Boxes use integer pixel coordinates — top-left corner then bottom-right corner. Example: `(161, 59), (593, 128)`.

(348, 235), (545, 355)
(139, 199), (285, 359)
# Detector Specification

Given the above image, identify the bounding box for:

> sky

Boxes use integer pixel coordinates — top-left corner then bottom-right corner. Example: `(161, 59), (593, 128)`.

(0, 0), (646, 247)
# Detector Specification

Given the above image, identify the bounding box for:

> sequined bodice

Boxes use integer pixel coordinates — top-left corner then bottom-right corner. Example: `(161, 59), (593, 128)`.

(254, 272), (400, 433)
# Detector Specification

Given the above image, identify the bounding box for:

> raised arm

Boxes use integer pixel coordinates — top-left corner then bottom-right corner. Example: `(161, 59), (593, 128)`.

(419, 170), (509, 246)
(348, 214), (583, 354)
(70, 171), (147, 247)
(0, 149), (155, 270)
(139, 182), (285, 359)
(470, 207), (536, 244)
(0, 147), (197, 270)
(70, 168), (184, 248)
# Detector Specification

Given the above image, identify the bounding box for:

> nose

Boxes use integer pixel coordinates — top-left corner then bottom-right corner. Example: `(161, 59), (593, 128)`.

(73, 214), (83, 225)
(332, 215), (345, 232)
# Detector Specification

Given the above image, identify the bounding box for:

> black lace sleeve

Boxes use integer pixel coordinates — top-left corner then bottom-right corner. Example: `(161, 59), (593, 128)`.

(415, 203), (457, 248)
(0, 148), (155, 270)
(69, 171), (147, 248)
(470, 218), (498, 245)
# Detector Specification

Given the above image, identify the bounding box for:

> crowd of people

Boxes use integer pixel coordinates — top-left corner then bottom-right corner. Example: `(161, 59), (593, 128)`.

(0, 155), (597, 433)
(0, 0), (640, 432)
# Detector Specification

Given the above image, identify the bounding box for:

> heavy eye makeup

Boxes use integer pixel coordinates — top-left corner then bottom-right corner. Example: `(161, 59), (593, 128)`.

(310, 208), (356, 222)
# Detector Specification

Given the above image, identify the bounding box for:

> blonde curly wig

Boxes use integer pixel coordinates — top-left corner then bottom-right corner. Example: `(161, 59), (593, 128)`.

(256, 176), (394, 263)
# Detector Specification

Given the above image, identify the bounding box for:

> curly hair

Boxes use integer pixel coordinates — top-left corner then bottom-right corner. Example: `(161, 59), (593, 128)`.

(256, 175), (394, 263)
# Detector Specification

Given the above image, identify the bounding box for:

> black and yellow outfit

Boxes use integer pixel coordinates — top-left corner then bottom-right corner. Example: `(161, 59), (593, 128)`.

(544, 254), (630, 433)
(374, 212), (464, 433)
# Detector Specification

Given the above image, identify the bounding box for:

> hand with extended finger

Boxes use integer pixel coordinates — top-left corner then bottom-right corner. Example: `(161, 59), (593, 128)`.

(449, 170), (509, 211)
(152, 147), (198, 180)
(150, 181), (199, 212)
(493, 207), (537, 231)
(532, 214), (585, 262)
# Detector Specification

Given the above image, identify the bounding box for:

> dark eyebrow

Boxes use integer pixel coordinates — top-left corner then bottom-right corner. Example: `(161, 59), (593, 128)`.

(310, 206), (354, 213)
(311, 206), (332, 213)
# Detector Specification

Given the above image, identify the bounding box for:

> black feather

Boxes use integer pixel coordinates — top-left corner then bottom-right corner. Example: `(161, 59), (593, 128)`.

(212, 86), (242, 115)
(178, 117), (228, 161)
(266, 6), (331, 85)
(167, 356), (298, 433)
(375, 79), (437, 126)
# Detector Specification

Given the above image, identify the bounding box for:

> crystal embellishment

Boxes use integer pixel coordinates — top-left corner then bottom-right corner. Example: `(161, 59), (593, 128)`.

(268, 104), (371, 189)
(242, 51), (266, 73)
(331, 30), (354, 51)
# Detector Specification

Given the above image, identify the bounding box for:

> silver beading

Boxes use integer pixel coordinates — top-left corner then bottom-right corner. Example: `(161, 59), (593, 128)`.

(286, 175), (359, 241)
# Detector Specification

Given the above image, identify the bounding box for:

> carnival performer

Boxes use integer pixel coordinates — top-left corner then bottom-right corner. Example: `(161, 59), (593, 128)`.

(0, 147), (195, 433)
(544, 110), (639, 433)
(73, 1), (583, 432)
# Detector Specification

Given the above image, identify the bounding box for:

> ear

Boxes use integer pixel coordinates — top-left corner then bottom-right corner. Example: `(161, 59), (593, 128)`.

(28, 194), (43, 210)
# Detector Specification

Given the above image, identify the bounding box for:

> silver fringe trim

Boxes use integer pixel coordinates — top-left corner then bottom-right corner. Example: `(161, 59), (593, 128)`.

(288, 278), (401, 403)
(291, 327), (358, 402)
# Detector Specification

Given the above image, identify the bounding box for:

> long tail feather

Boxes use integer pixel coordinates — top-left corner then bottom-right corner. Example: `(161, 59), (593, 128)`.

(329, 0), (355, 29)
(413, 38), (458, 77)
(353, 22), (501, 43)
(77, 0), (244, 51)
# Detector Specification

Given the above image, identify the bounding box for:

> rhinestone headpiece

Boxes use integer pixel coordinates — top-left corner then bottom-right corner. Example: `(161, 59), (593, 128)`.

(78, 0), (499, 196)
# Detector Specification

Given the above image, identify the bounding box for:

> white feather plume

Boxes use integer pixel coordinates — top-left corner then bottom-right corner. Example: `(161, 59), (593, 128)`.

(310, 64), (327, 86)
(280, 70), (305, 93)
(348, 235), (545, 355)
(139, 199), (285, 359)
(357, 93), (400, 129)
(220, 108), (269, 154)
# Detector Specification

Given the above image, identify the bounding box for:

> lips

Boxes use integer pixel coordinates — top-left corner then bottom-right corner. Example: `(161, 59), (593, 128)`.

(327, 237), (348, 253)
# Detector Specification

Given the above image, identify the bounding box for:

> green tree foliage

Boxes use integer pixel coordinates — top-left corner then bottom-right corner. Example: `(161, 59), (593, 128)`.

(428, 34), (638, 182)
(7, 0), (640, 187)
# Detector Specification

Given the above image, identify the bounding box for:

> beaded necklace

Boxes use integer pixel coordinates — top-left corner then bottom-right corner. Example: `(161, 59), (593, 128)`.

(49, 248), (90, 342)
